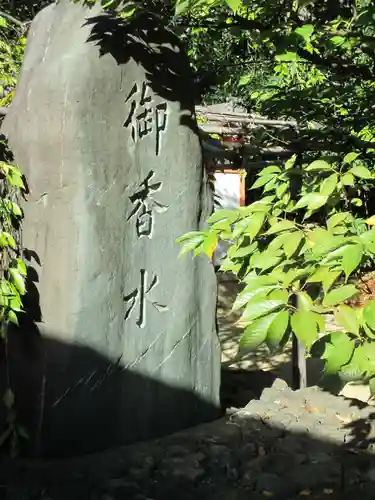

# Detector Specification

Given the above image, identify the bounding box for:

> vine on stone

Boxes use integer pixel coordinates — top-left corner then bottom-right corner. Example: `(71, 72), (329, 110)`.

(0, 136), (28, 455)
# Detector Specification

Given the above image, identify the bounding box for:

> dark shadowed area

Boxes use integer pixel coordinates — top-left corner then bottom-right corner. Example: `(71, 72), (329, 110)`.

(84, 10), (199, 133)
(1, 378), (375, 499)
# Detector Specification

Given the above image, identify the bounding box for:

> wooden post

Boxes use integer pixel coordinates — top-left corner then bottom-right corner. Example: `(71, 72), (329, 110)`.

(292, 333), (307, 390)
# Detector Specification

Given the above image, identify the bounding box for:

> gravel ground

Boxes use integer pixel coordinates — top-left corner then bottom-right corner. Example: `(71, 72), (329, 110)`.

(2, 379), (375, 500)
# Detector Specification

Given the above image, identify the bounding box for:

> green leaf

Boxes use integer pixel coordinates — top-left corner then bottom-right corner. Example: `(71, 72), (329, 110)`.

(10, 202), (22, 217)
(3, 388), (14, 410)
(7, 310), (18, 325)
(7, 167), (25, 190)
(251, 174), (276, 190)
(307, 194), (329, 211)
(251, 250), (283, 271)
(239, 74), (251, 86)
(211, 220), (232, 233)
(307, 266), (329, 283)
(283, 231), (303, 258)
(341, 173), (355, 186)
(233, 217), (252, 238)
(208, 209), (238, 225)
(232, 285), (274, 311)
(322, 243), (354, 265)
(0, 232), (16, 250)
(363, 300), (375, 330)
(322, 332), (355, 375)
(230, 242), (257, 258)
(369, 377), (375, 396)
(242, 273), (275, 287)
(263, 178), (278, 193)
(322, 270), (341, 294)
(201, 232), (218, 258)
(17, 426), (29, 440)
(339, 346), (367, 382)
(244, 212), (266, 240)
(268, 289), (289, 302)
(296, 291), (313, 311)
(266, 219), (296, 235)
(351, 198), (363, 207)
(341, 244), (363, 278)
(343, 152), (360, 164)
(177, 232), (205, 257)
(261, 166), (282, 175)
(225, 0), (241, 11)
(10, 296), (23, 313)
(295, 24), (314, 41)
(285, 155), (297, 169)
(175, 0), (197, 15)
(176, 231), (204, 243)
(276, 51), (299, 62)
(283, 267), (312, 288)
(240, 312), (279, 351)
(330, 35), (346, 46)
(361, 317), (375, 340)
(294, 193), (327, 211)
(268, 232), (289, 251)
(238, 300), (286, 327)
(327, 212), (349, 231)
(334, 305), (359, 335)
(320, 174), (338, 196)
(8, 268), (25, 295)
(276, 182), (289, 198)
(323, 284), (358, 307)
(348, 165), (373, 179)
(305, 160), (332, 172)
(291, 311), (318, 349)
(266, 310), (290, 352)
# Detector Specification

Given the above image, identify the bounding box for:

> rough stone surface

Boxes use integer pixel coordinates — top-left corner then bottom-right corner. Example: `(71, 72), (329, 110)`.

(2, 380), (375, 499)
(2, 1), (220, 457)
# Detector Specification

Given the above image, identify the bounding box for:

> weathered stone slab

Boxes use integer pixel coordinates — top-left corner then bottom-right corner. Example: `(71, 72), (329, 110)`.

(2, 1), (220, 457)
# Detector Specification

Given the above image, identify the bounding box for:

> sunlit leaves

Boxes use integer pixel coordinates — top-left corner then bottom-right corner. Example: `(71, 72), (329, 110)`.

(341, 244), (363, 279)
(237, 300), (286, 328)
(348, 165), (373, 180)
(266, 310), (290, 352)
(176, 231), (206, 257)
(323, 284), (358, 307)
(322, 332), (355, 375)
(305, 160), (332, 172)
(335, 305), (359, 335)
(174, 0), (375, 392)
(240, 312), (279, 351)
(363, 300), (375, 331)
(291, 310), (319, 349)
(343, 152), (360, 165)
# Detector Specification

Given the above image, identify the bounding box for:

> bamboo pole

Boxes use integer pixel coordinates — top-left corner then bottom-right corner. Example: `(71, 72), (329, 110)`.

(197, 109), (298, 128)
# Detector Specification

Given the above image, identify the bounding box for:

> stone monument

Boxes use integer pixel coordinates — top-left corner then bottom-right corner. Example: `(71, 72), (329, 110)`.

(2, 0), (220, 457)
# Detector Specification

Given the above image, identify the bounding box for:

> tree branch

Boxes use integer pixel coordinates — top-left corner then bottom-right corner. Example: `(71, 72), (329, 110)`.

(0, 10), (24, 28)
(297, 47), (373, 80)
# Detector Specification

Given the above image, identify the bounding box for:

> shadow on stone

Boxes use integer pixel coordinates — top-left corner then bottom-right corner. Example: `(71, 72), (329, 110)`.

(0, 250), (221, 460)
(84, 10), (199, 134)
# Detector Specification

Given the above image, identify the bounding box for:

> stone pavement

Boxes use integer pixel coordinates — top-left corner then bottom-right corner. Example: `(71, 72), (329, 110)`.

(2, 379), (375, 500)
